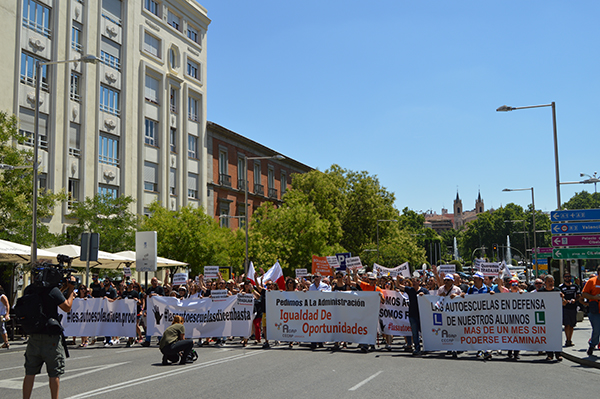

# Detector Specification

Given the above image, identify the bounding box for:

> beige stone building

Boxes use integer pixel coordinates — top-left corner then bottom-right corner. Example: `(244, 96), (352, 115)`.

(1, 0), (210, 233)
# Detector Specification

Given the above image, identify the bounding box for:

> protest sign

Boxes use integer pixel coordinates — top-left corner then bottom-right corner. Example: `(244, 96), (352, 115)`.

(210, 289), (228, 301)
(172, 272), (188, 285)
(204, 266), (219, 279)
(473, 258), (484, 270)
(345, 256), (362, 271)
(147, 295), (253, 338)
(295, 268), (308, 278)
(373, 262), (410, 278)
(123, 267), (131, 277)
(266, 291), (379, 344)
(418, 292), (562, 351)
(312, 255), (332, 276)
(336, 252), (351, 271)
(380, 290), (411, 336)
(479, 262), (499, 277)
(327, 256), (340, 268)
(438, 264), (456, 276)
(60, 298), (137, 337)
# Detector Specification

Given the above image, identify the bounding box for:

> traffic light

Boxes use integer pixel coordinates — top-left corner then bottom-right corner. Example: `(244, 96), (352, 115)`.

(492, 244), (498, 252)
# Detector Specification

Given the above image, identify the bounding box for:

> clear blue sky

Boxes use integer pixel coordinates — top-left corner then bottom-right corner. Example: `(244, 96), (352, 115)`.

(198, 0), (599, 214)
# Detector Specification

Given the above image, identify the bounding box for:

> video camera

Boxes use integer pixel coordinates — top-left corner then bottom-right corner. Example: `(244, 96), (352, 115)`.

(32, 254), (77, 288)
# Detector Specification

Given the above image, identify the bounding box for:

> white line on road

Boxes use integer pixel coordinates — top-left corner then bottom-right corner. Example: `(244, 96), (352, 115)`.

(65, 351), (264, 399)
(348, 370), (384, 391)
(115, 347), (146, 354)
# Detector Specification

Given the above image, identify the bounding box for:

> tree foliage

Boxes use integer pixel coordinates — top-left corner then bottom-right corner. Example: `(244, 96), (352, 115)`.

(61, 194), (138, 253)
(140, 202), (243, 276)
(562, 191), (600, 210)
(0, 111), (63, 246)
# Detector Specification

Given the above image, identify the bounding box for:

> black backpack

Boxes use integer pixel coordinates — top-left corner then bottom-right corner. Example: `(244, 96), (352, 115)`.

(14, 287), (53, 334)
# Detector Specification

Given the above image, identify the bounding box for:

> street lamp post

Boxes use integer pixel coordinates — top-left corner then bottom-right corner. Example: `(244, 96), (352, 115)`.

(31, 55), (98, 264)
(503, 188), (538, 278)
(580, 172), (599, 193)
(376, 219), (397, 263)
(243, 154), (285, 274)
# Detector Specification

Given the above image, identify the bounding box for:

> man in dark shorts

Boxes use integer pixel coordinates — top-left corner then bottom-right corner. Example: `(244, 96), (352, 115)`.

(22, 272), (76, 399)
(559, 272), (580, 347)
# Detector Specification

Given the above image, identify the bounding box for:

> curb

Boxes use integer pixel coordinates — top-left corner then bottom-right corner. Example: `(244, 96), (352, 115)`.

(562, 351), (600, 369)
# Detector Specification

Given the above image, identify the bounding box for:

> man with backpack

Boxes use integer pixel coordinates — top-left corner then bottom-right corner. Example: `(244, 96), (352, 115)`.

(20, 267), (77, 399)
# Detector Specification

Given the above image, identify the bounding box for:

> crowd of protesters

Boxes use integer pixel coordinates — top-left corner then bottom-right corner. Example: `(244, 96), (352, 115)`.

(47, 264), (599, 364)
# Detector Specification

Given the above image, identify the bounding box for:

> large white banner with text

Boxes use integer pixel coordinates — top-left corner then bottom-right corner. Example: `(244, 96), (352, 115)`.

(147, 295), (254, 338)
(380, 290), (411, 336)
(60, 298), (137, 337)
(266, 291), (379, 344)
(418, 292), (562, 351)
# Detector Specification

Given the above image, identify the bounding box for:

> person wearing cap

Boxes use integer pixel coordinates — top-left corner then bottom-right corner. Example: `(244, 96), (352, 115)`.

(437, 274), (462, 298)
(506, 277), (523, 360)
(559, 271), (580, 348)
(538, 275), (563, 361)
(463, 271), (494, 360)
(581, 265), (600, 357)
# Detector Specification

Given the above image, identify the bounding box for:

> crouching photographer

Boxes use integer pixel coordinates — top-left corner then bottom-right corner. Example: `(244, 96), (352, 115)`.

(159, 315), (194, 365)
(16, 258), (76, 399)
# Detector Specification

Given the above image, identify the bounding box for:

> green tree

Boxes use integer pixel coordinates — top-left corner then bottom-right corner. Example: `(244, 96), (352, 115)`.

(140, 202), (242, 276)
(562, 191), (600, 210)
(61, 194), (138, 253)
(0, 111), (63, 247)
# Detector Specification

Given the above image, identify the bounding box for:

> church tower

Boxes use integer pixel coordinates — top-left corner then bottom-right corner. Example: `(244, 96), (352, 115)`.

(475, 190), (484, 214)
(453, 192), (463, 228)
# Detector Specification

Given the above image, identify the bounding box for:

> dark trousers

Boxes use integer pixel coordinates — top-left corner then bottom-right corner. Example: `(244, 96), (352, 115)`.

(161, 339), (193, 363)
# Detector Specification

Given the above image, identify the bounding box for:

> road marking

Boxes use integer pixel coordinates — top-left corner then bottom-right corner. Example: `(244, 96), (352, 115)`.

(0, 365), (23, 372)
(65, 352), (263, 399)
(115, 347), (146, 354)
(348, 370), (383, 391)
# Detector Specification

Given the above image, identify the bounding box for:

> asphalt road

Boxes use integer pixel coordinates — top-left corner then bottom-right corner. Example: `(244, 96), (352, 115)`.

(1, 339), (599, 399)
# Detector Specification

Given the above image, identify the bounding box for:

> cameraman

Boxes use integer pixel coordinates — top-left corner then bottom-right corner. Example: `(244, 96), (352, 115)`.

(22, 270), (76, 399)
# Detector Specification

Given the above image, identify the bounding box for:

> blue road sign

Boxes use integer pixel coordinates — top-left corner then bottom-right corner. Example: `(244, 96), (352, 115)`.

(552, 222), (600, 235)
(335, 252), (351, 271)
(533, 258), (548, 265)
(551, 209), (600, 222)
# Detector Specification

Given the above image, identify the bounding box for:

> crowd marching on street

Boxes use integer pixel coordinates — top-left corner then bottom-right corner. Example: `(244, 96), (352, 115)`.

(11, 262), (596, 364)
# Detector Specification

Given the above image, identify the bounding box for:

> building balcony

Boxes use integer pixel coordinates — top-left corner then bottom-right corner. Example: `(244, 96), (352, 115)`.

(219, 173), (231, 187)
(268, 188), (278, 199)
(237, 179), (247, 191)
(254, 184), (264, 196)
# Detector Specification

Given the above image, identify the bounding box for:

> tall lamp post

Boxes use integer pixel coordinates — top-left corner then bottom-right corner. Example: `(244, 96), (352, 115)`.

(243, 154), (285, 274)
(31, 55), (98, 264)
(503, 188), (538, 278)
(580, 172), (599, 194)
(497, 102), (562, 275)
(376, 219), (397, 263)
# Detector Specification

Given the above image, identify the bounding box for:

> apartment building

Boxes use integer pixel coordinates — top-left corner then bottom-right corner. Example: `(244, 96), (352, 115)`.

(1, 0), (210, 233)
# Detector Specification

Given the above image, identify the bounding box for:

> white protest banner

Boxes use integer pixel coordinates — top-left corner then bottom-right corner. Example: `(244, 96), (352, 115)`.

(418, 292), (562, 351)
(295, 268), (308, 278)
(266, 291), (379, 345)
(473, 258), (484, 271)
(123, 267), (131, 277)
(60, 298), (137, 337)
(480, 262), (499, 277)
(345, 256), (362, 270)
(204, 266), (219, 279)
(438, 264), (456, 276)
(327, 256), (340, 268)
(172, 272), (188, 286)
(210, 289), (228, 301)
(373, 262), (410, 278)
(147, 295), (253, 338)
(380, 290), (411, 336)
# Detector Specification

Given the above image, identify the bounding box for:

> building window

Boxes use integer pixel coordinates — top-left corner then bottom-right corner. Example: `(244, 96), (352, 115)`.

(168, 47), (179, 70)
(144, 0), (159, 16)
(188, 172), (198, 199)
(169, 168), (176, 195)
(281, 170), (287, 195)
(268, 166), (277, 199)
(100, 37), (121, 71)
(144, 161), (158, 192)
(143, 32), (161, 58)
(144, 75), (159, 104)
(38, 173), (47, 191)
(18, 107), (48, 150)
(188, 97), (198, 121)
(68, 178), (80, 208)
(71, 22), (83, 52)
(188, 135), (198, 159)
(219, 203), (230, 228)
(99, 134), (119, 166)
(144, 118), (158, 146)
(101, 0), (122, 26)
(187, 26), (198, 43)
(70, 72), (81, 102)
(219, 150), (231, 187)
(167, 10), (180, 31)
(254, 161), (263, 195)
(169, 87), (178, 113)
(22, 0), (51, 38)
(169, 127), (176, 153)
(69, 123), (81, 157)
(20, 52), (48, 91)
(99, 85), (120, 116)
(98, 184), (118, 199)
(187, 59), (199, 80)
(237, 157), (246, 190)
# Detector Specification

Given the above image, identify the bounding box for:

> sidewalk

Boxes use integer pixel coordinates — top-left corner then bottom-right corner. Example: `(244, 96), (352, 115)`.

(561, 318), (600, 369)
